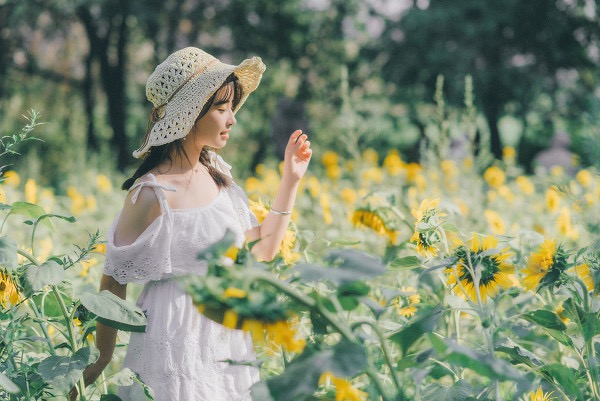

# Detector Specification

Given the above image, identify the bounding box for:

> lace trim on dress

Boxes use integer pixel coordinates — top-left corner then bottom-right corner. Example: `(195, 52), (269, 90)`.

(209, 151), (260, 232)
(103, 175), (177, 285)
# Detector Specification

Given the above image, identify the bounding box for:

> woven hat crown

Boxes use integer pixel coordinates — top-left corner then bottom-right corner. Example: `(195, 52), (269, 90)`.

(146, 48), (215, 107)
(133, 47), (265, 159)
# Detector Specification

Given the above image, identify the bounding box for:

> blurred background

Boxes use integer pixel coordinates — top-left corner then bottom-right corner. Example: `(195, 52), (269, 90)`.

(0, 0), (599, 190)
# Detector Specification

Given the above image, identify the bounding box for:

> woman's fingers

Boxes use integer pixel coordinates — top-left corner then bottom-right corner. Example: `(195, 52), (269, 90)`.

(290, 130), (304, 144)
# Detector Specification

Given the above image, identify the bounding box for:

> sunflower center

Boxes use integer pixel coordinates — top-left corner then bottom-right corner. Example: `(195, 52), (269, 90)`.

(455, 249), (502, 286)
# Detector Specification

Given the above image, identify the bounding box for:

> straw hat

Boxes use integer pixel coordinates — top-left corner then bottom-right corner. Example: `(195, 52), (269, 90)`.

(133, 47), (266, 159)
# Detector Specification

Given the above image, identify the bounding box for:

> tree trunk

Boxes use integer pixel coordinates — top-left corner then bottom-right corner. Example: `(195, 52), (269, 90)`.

(482, 101), (503, 160)
(77, 2), (130, 170)
(100, 3), (130, 170)
(82, 52), (98, 151)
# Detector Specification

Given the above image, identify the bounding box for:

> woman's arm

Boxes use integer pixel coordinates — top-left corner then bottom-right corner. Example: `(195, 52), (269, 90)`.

(71, 189), (160, 400)
(69, 275), (126, 400)
(247, 130), (312, 261)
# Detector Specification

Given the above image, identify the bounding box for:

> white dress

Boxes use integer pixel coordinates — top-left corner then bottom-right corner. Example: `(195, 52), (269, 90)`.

(103, 156), (260, 401)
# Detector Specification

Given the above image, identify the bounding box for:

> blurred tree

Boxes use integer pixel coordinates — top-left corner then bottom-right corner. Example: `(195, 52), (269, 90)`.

(76, 0), (131, 170)
(374, 0), (598, 162)
(217, 0), (358, 165)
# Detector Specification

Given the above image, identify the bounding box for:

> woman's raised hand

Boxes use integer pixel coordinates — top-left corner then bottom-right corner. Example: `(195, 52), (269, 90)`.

(283, 130), (312, 182)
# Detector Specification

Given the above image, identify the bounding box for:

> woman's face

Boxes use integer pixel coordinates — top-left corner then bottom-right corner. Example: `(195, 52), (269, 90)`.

(190, 86), (236, 149)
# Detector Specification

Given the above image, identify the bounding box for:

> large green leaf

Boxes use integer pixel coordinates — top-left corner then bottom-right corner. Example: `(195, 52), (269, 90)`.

(106, 368), (137, 387)
(544, 328), (573, 347)
(562, 297), (600, 342)
(542, 363), (582, 400)
(99, 368), (149, 401)
(389, 255), (422, 270)
(295, 248), (386, 286)
(444, 340), (525, 383)
(265, 340), (367, 401)
(250, 382), (275, 401)
(100, 395), (123, 401)
(0, 371), (19, 394)
(422, 380), (472, 401)
(25, 259), (64, 294)
(80, 290), (147, 332)
(37, 347), (99, 393)
(521, 310), (566, 331)
(495, 339), (542, 368)
(390, 304), (443, 355)
(10, 201), (52, 229)
(0, 236), (18, 272)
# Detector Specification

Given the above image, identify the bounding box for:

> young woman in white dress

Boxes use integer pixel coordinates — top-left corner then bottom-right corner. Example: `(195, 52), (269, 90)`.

(73, 47), (312, 401)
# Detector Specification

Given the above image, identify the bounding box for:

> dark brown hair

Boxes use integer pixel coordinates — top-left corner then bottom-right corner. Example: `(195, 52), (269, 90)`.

(122, 73), (243, 190)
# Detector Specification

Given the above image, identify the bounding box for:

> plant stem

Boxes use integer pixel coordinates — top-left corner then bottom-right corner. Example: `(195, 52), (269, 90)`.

(352, 319), (404, 398)
(27, 298), (56, 356)
(17, 249), (39, 266)
(51, 285), (86, 401)
(365, 365), (393, 401)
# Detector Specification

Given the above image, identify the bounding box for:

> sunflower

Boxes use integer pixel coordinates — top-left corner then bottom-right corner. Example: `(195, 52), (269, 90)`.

(0, 270), (21, 309)
(446, 234), (514, 302)
(410, 198), (446, 257)
(264, 318), (306, 354)
(527, 386), (556, 401)
(319, 372), (368, 401)
(394, 286), (421, 318)
(522, 239), (569, 292)
(352, 207), (399, 244)
(573, 263), (594, 292)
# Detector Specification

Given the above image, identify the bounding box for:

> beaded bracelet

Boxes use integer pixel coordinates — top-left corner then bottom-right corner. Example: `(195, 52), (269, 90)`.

(270, 208), (293, 215)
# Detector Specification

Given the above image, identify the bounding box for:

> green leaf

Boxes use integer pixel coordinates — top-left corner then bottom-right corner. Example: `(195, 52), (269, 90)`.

(495, 339), (542, 367)
(521, 310), (566, 331)
(0, 236), (18, 272)
(422, 380), (472, 401)
(37, 347), (99, 392)
(80, 290), (147, 332)
(337, 280), (370, 307)
(250, 382), (275, 401)
(444, 340), (525, 383)
(295, 248), (386, 286)
(542, 363), (582, 399)
(562, 298), (600, 342)
(266, 341), (367, 401)
(106, 368), (137, 387)
(25, 259), (64, 294)
(544, 328), (574, 347)
(100, 395), (123, 401)
(389, 256), (422, 270)
(10, 201), (52, 229)
(390, 304), (443, 355)
(0, 371), (19, 394)
(427, 332), (448, 354)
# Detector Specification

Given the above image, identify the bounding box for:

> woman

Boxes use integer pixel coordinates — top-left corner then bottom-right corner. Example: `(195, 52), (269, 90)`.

(75, 47), (312, 401)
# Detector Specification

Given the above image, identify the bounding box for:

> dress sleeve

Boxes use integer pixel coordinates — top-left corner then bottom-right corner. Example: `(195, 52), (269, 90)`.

(103, 177), (176, 285)
(209, 151), (260, 232)
(227, 183), (260, 232)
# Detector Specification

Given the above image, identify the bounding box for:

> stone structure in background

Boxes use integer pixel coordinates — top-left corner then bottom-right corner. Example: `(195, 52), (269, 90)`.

(533, 131), (577, 176)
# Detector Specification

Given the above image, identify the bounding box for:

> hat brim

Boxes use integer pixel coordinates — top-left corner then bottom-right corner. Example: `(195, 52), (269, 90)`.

(133, 56), (266, 159)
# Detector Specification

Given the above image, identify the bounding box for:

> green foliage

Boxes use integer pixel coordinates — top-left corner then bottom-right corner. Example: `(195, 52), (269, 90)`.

(0, 116), (150, 401)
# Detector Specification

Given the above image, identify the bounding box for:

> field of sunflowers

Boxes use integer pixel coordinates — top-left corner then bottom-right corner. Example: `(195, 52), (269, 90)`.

(1, 111), (600, 401)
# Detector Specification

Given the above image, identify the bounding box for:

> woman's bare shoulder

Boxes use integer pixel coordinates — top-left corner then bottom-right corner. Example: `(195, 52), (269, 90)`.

(114, 186), (162, 246)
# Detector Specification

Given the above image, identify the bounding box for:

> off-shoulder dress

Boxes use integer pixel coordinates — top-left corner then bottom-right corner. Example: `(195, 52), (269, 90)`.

(102, 156), (260, 401)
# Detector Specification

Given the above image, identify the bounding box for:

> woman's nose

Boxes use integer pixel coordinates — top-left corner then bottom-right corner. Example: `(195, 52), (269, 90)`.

(228, 113), (236, 127)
